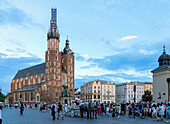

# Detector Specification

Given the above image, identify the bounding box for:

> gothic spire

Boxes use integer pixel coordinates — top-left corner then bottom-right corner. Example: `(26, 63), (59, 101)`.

(47, 8), (60, 40)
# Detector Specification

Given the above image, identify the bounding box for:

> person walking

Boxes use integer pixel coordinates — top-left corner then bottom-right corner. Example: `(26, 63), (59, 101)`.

(51, 102), (57, 120)
(101, 103), (104, 115)
(159, 102), (165, 121)
(87, 101), (92, 119)
(112, 104), (116, 117)
(106, 104), (110, 117)
(166, 103), (170, 122)
(20, 101), (24, 115)
(116, 104), (121, 118)
(57, 102), (64, 120)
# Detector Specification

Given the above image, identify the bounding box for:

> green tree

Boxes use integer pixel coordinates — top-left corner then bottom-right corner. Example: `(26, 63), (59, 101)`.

(142, 90), (152, 102)
(0, 92), (6, 102)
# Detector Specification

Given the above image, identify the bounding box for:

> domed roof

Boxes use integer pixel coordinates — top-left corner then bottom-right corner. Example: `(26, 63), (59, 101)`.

(158, 53), (170, 62)
(158, 46), (170, 62)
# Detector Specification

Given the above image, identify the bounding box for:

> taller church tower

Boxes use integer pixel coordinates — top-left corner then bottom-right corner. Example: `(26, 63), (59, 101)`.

(44, 8), (75, 103)
(45, 8), (62, 102)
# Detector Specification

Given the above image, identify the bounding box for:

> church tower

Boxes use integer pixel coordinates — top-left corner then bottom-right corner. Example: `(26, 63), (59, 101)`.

(45, 8), (62, 103)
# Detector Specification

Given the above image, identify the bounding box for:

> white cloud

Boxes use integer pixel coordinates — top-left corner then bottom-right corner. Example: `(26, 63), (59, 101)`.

(139, 49), (156, 55)
(75, 58), (152, 82)
(118, 36), (138, 41)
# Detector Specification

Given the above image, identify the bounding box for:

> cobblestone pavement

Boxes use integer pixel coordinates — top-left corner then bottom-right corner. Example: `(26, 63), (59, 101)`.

(1, 108), (168, 124)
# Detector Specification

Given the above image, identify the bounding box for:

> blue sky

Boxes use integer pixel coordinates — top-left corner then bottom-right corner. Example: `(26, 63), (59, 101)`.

(0, 0), (170, 94)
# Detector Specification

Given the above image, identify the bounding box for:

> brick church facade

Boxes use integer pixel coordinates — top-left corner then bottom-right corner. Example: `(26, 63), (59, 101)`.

(9, 8), (75, 104)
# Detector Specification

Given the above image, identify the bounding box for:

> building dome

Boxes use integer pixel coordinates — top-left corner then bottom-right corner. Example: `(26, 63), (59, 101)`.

(158, 53), (170, 62)
(158, 46), (170, 66)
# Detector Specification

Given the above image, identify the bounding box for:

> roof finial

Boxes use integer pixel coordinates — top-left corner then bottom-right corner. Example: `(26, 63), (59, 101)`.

(67, 35), (68, 40)
(163, 45), (166, 54)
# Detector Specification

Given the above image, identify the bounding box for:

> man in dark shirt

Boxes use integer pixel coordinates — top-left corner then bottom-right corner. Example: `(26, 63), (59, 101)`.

(57, 102), (63, 120)
(121, 102), (125, 116)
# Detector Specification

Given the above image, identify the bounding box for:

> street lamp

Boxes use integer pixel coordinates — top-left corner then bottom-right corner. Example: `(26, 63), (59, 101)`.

(133, 85), (136, 103)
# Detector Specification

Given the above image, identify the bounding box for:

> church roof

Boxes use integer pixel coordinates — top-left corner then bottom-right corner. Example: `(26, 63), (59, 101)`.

(13, 63), (45, 80)
(12, 83), (43, 93)
(151, 65), (170, 72)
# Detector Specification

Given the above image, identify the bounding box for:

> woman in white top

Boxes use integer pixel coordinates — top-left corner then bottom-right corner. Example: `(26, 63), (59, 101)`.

(159, 103), (165, 121)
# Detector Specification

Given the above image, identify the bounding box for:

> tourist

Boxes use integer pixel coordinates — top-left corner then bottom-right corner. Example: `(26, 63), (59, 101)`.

(166, 103), (170, 122)
(116, 104), (121, 118)
(121, 102), (125, 116)
(51, 102), (57, 120)
(101, 103), (104, 115)
(152, 103), (158, 121)
(143, 102), (148, 117)
(159, 102), (165, 121)
(20, 101), (24, 115)
(112, 104), (116, 117)
(57, 102), (64, 120)
(106, 104), (110, 117)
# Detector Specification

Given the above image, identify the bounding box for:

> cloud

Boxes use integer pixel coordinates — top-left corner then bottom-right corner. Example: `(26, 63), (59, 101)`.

(0, 53), (44, 94)
(0, 1), (43, 28)
(139, 49), (156, 55)
(118, 36), (138, 41)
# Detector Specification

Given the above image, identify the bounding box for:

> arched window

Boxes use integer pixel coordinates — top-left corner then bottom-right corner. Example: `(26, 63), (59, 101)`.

(36, 93), (40, 102)
(15, 82), (17, 90)
(25, 93), (28, 101)
(29, 78), (31, 85)
(39, 76), (41, 83)
(30, 92), (34, 101)
(62, 75), (67, 85)
(70, 58), (72, 63)
(15, 94), (18, 101)
(62, 58), (64, 63)
(19, 80), (21, 88)
(23, 79), (25, 85)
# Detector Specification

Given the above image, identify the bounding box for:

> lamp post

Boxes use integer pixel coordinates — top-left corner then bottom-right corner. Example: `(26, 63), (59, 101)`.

(133, 85), (136, 103)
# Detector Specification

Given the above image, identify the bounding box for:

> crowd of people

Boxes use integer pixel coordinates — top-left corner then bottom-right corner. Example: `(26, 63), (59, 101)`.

(1, 100), (170, 123)
(87, 101), (170, 122)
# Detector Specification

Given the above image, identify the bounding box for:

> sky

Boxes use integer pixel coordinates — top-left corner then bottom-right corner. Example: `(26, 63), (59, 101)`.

(0, 0), (170, 94)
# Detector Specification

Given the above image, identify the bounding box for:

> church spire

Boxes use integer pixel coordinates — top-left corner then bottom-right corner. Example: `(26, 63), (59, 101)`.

(47, 8), (60, 40)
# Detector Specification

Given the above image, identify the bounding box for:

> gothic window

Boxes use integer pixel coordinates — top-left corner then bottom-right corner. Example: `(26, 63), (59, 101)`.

(15, 94), (18, 101)
(23, 79), (25, 85)
(39, 76), (41, 83)
(56, 56), (58, 61)
(15, 82), (17, 90)
(19, 80), (21, 88)
(36, 93), (40, 102)
(30, 92), (34, 101)
(62, 58), (64, 63)
(52, 40), (54, 49)
(29, 78), (31, 85)
(62, 75), (66, 85)
(20, 93), (22, 99)
(69, 66), (72, 71)
(25, 93), (28, 101)
(70, 58), (72, 63)
(33, 78), (36, 84)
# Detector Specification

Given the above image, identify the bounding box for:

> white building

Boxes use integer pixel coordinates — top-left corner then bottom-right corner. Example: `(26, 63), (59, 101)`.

(81, 80), (115, 103)
(101, 81), (115, 104)
(116, 82), (144, 103)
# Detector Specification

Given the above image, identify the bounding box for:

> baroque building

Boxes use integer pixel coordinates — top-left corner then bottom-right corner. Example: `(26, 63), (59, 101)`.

(80, 80), (115, 103)
(9, 8), (75, 104)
